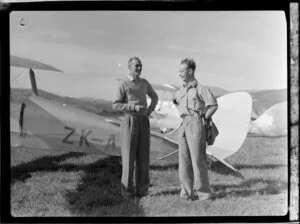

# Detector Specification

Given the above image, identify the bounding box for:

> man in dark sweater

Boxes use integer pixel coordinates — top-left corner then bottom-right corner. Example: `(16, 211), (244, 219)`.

(112, 57), (158, 198)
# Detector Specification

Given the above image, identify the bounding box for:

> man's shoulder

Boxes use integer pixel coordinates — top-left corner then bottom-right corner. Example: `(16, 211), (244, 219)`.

(140, 77), (150, 84)
(118, 77), (131, 85)
(196, 82), (204, 87)
(140, 78), (154, 88)
(195, 82), (207, 92)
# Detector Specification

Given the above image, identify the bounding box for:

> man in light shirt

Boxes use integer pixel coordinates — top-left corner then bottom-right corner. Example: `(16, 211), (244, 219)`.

(173, 58), (218, 201)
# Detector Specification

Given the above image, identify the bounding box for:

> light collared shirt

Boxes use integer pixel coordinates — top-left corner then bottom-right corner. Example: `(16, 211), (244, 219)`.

(174, 79), (218, 117)
(112, 76), (158, 116)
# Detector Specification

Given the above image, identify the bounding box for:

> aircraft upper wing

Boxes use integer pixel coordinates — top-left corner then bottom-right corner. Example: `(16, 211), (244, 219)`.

(11, 55), (63, 72)
(151, 83), (228, 98)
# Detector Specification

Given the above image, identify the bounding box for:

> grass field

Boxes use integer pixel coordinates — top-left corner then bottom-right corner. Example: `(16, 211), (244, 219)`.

(10, 134), (288, 217)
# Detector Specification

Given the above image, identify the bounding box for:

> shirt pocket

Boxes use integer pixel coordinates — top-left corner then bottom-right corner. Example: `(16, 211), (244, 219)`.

(177, 91), (187, 114)
(189, 91), (203, 111)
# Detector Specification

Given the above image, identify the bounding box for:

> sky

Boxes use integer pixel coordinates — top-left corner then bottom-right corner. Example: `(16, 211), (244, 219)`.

(10, 11), (287, 100)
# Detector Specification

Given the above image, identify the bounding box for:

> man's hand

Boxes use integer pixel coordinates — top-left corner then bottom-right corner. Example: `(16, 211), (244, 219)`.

(135, 105), (146, 113)
(171, 91), (178, 105)
(202, 114), (209, 126)
(147, 110), (153, 117)
(172, 98), (178, 105)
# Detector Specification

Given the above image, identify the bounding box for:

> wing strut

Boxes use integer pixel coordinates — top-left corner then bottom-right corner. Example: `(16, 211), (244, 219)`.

(19, 102), (26, 135)
(207, 152), (245, 179)
(29, 68), (38, 96)
(158, 149), (245, 179)
(157, 150), (178, 160)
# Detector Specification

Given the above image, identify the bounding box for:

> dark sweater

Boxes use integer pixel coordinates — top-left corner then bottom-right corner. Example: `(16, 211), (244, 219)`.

(112, 77), (158, 116)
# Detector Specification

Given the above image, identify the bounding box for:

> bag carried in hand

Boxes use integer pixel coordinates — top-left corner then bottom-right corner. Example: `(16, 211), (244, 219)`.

(205, 118), (219, 145)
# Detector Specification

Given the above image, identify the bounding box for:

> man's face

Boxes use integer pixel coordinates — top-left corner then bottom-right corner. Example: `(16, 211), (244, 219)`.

(129, 59), (142, 77)
(179, 63), (192, 83)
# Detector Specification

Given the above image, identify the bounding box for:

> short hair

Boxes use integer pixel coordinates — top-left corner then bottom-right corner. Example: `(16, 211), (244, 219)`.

(128, 56), (142, 68)
(180, 58), (196, 72)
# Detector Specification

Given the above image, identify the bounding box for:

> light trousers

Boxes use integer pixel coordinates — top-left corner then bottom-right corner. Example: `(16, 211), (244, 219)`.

(120, 114), (150, 195)
(178, 116), (210, 197)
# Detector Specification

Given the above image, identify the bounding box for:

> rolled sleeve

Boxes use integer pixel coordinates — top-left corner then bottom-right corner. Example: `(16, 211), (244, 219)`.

(201, 86), (218, 107)
(112, 82), (136, 112)
(146, 80), (158, 114)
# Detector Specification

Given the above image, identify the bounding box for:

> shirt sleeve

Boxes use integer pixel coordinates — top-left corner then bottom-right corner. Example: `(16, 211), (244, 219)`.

(145, 80), (158, 114)
(199, 86), (218, 107)
(112, 82), (136, 112)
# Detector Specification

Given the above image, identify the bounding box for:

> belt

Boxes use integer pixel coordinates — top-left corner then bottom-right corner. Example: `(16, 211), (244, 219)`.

(181, 112), (205, 119)
(124, 112), (147, 116)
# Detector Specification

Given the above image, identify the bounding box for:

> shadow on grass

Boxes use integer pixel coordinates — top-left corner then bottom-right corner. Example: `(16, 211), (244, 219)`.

(149, 159), (245, 178)
(64, 156), (144, 216)
(150, 188), (180, 197)
(150, 162), (178, 171)
(11, 152), (86, 184)
(209, 161), (245, 179)
(11, 153), (145, 216)
(234, 164), (287, 170)
(211, 178), (288, 200)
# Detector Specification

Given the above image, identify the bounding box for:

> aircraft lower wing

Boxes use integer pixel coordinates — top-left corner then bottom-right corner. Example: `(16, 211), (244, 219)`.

(11, 131), (23, 147)
(10, 102), (25, 147)
(17, 97), (116, 156)
(12, 96), (178, 161)
(105, 117), (177, 145)
(104, 118), (179, 160)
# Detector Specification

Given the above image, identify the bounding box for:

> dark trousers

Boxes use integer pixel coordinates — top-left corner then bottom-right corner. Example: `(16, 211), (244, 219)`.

(120, 114), (150, 195)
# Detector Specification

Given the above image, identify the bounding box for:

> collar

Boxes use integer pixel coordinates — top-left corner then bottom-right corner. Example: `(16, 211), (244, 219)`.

(183, 79), (198, 88)
(127, 74), (141, 81)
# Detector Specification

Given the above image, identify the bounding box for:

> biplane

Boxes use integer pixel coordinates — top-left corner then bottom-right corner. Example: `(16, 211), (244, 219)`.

(10, 55), (252, 178)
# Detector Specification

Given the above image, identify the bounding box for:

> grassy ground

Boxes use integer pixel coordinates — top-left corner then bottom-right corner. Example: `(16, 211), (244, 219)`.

(10, 135), (288, 217)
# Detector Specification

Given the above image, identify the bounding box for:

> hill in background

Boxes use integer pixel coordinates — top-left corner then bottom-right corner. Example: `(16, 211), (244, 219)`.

(248, 89), (287, 116)
(10, 88), (121, 117)
(10, 87), (287, 118)
(205, 85), (230, 97)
